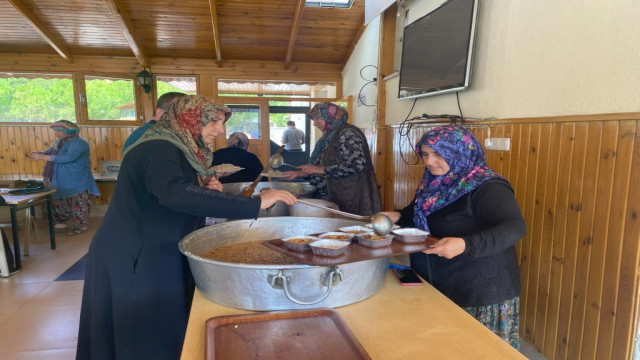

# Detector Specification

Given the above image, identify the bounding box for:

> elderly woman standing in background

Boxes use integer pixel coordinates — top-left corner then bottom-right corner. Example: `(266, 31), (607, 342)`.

(28, 120), (100, 235)
(283, 102), (382, 216)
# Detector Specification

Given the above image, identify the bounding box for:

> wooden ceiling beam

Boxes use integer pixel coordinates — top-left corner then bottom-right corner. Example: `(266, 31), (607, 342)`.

(284, 0), (305, 69)
(6, 0), (73, 63)
(103, 0), (149, 67)
(208, 0), (223, 68)
(340, 23), (367, 70)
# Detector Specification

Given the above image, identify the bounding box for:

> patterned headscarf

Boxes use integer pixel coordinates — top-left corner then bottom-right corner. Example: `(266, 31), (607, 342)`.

(50, 119), (79, 138)
(123, 95), (231, 182)
(307, 102), (349, 165)
(227, 132), (249, 150)
(42, 120), (79, 179)
(413, 125), (502, 231)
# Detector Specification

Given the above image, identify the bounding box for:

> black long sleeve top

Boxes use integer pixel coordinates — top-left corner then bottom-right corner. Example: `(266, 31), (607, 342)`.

(398, 179), (526, 307)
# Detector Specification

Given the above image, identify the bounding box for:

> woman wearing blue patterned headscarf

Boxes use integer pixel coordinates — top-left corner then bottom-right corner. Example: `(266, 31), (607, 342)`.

(282, 102), (381, 216)
(381, 125), (526, 349)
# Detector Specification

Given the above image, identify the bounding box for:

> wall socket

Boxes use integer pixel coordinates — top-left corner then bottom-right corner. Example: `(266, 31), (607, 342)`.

(484, 138), (510, 151)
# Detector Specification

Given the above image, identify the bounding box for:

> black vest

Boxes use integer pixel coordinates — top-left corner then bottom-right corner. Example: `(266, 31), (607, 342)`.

(321, 123), (382, 216)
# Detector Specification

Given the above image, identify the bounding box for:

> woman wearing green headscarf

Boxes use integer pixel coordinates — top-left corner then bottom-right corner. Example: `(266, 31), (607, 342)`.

(28, 120), (100, 235)
(76, 95), (296, 360)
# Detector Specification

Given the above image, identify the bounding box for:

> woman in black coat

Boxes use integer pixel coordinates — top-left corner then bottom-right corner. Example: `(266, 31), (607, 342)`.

(76, 95), (296, 360)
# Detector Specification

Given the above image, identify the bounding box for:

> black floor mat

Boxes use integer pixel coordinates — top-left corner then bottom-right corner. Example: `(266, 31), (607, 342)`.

(55, 254), (87, 281)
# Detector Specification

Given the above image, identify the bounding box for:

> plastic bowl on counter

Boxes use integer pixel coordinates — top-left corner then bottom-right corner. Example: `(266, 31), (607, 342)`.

(282, 236), (319, 252)
(309, 239), (350, 257)
(356, 232), (394, 248)
(391, 228), (430, 243)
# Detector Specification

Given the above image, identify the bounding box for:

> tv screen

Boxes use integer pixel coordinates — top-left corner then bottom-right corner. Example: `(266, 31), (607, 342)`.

(398, 0), (479, 100)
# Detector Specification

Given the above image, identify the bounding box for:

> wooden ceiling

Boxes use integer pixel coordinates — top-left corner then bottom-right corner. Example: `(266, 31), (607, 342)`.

(0, 0), (365, 68)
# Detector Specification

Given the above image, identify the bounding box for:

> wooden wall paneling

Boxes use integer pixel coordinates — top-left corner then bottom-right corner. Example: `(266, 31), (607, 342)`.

(581, 121), (618, 360)
(556, 122), (590, 360)
(26, 126), (40, 176)
(596, 120), (637, 359)
(612, 121), (640, 359)
(533, 122), (563, 350)
(543, 123), (575, 358)
(566, 121), (603, 360)
(527, 123), (552, 350)
(513, 123), (531, 266)
(16, 127), (29, 178)
(0, 127), (12, 179)
(522, 124), (542, 342)
(84, 127), (99, 175)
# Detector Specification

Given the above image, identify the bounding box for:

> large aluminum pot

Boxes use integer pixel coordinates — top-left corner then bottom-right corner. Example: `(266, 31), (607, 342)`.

(179, 217), (389, 311)
(222, 181), (315, 217)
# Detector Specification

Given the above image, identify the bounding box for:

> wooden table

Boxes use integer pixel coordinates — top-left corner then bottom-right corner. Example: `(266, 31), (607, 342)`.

(181, 272), (526, 359)
(0, 189), (56, 276)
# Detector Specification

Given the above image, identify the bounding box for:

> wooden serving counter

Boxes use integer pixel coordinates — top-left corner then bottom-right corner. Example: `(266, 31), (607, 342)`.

(181, 272), (526, 359)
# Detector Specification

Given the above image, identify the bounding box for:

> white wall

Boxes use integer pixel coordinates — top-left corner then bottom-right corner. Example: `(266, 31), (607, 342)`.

(343, 0), (640, 125)
(342, 17), (381, 126)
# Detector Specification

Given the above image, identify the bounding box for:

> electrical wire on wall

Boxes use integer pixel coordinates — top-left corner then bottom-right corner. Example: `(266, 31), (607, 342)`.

(395, 91), (466, 166)
(358, 65), (378, 107)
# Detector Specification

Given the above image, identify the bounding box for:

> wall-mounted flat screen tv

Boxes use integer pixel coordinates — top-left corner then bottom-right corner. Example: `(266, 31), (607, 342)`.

(398, 0), (479, 100)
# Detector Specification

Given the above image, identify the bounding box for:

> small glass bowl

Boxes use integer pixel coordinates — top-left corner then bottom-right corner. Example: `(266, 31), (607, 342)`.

(282, 236), (319, 252)
(356, 232), (394, 248)
(309, 239), (350, 257)
(391, 228), (430, 243)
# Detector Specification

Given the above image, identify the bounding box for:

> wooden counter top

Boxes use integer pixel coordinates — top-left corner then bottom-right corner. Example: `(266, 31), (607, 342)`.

(181, 272), (526, 359)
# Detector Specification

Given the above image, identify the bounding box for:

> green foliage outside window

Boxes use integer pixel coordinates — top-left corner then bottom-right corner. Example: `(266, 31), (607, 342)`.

(0, 77), (75, 122)
(85, 77), (135, 120)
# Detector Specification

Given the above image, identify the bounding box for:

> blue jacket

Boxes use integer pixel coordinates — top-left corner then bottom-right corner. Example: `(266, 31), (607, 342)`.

(122, 120), (156, 154)
(48, 137), (100, 199)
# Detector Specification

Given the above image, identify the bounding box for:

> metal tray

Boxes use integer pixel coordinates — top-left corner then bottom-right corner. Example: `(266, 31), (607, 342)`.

(263, 235), (439, 266)
(205, 308), (371, 360)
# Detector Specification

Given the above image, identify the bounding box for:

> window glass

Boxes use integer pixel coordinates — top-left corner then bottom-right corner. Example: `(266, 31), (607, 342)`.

(269, 101), (310, 152)
(156, 76), (197, 98)
(225, 104), (261, 139)
(85, 75), (136, 121)
(0, 73), (75, 123)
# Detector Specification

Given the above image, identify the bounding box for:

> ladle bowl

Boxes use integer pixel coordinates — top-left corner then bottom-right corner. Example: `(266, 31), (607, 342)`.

(269, 154), (298, 169)
(295, 199), (393, 236)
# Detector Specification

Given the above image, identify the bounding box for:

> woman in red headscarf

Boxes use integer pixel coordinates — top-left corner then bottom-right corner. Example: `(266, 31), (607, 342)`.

(76, 96), (296, 360)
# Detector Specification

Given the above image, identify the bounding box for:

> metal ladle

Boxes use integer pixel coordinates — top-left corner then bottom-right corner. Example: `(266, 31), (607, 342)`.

(295, 199), (393, 236)
(269, 154), (298, 169)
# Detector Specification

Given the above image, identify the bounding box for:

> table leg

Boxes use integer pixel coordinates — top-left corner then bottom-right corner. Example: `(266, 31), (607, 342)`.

(46, 195), (56, 250)
(9, 206), (21, 270)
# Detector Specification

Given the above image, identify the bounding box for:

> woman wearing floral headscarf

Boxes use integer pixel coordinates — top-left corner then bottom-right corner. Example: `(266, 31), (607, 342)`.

(76, 96), (296, 360)
(28, 120), (100, 235)
(283, 102), (382, 216)
(381, 125), (526, 349)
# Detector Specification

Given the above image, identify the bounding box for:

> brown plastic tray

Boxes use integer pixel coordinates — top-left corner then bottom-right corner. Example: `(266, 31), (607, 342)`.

(263, 235), (439, 266)
(205, 308), (371, 360)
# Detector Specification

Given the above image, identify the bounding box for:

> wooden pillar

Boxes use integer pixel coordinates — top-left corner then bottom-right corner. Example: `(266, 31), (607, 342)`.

(376, 4), (397, 210)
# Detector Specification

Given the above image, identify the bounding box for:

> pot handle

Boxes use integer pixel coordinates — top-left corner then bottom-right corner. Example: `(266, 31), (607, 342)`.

(268, 267), (343, 305)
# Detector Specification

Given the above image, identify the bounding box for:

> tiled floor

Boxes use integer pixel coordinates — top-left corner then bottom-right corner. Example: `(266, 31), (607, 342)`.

(0, 218), (99, 360)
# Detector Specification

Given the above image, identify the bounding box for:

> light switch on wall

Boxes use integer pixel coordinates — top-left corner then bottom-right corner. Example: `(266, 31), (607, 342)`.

(484, 138), (510, 151)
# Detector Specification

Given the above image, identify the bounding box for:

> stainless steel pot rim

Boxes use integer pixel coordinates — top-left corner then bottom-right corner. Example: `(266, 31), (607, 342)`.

(178, 247), (314, 269)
